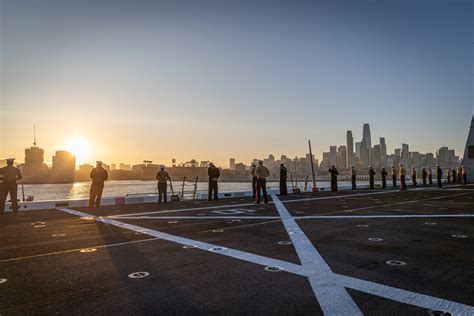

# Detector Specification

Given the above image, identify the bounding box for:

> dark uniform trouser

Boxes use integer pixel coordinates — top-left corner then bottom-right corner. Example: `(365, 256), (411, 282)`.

(463, 175), (467, 185)
(331, 177), (338, 192)
(437, 177), (442, 188)
(423, 176), (426, 185)
(252, 176), (257, 198)
(382, 177), (386, 188)
(208, 180), (218, 201)
(0, 181), (18, 213)
(256, 178), (268, 203)
(401, 176), (406, 190)
(392, 175), (396, 187)
(280, 177), (287, 195)
(429, 176), (433, 184)
(89, 183), (104, 207)
(369, 176), (374, 189)
(158, 182), (167, 203)
(351, 175), (356, 190)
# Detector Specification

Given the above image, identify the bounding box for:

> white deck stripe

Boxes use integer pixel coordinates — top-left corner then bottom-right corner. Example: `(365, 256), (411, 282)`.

(56, 206), (474, 315)
(108, 216), (280, 220)
(337, 192), (472, 213)
(109, 214), (474, 221)
(300, 214), (474, 219)
(338, 274), (474, 315)
(56, 208), (309, 276)
(0, 238), (160, 263)
(113, 189), (405, 218)
(272, 195), (363, 315)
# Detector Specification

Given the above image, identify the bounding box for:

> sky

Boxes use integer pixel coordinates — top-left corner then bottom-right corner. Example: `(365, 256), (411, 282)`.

(1, 0), (472, 166)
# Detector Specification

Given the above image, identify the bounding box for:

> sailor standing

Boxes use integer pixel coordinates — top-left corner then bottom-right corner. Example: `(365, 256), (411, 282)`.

(411, 167), (417, 186)
(350, 166), (357, 190)
(0, 158), (22, 215)
(156, 165), (171, 204)
(250, 164), (257, 199)
(89, 161), (108, 208)
(328, 165), (339, 192)
(447, 169), (451, 184)
(452, 168), (457, 183)
(255, 160), (270, 204)
(391, 165), (397, 188)
(381, 167), (388, 189)
(208, 163), (220, 201)
(428, 167), (433, 185)
(279, 164), (288, 196)
(436, 165), (443, 188)
(422, 168), (427, 185)
(400, 164), (407, 191)
(368, 166), (376, 189)
(462, 166), (467, 185)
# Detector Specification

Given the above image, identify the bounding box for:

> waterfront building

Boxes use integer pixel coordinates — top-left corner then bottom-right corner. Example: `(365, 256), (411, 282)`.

(50, 150), (75, 183)
(329, 146), (337, 166)
(229, 158), (235, 170)
(363, 123), (372, 149)
(346, 131), (354, 168)
(337, 146), (347, 169)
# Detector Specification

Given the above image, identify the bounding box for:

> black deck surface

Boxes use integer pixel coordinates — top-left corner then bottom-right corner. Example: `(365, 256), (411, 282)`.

(1, 184), (473, 315)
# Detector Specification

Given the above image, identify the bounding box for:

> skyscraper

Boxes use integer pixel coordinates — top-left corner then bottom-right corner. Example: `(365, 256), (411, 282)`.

(329, 146), (337, 166)
(380, 137), (387, 168)
(360, 139), (369, 167)
(346, 130), (354, 168)
(337, 146), (347, 169)
(23, 126), (49, 181)
(401, 144), (409, 167)
(229, 158), (236, 170)
(363, 123), (372, 149)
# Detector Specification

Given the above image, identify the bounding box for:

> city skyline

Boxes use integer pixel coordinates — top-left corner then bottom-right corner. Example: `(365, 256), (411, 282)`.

(5, 121), (467, 170)
(1, 0), (472, 166)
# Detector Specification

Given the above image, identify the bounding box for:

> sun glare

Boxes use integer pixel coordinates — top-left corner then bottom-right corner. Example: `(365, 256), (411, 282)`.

(63, 137), (92, 164)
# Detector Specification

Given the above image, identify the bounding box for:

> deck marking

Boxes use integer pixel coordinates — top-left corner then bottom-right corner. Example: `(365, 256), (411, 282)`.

(272, 195), (363, 315)
(109, 216), (280, 220)
(55, 207), (474, 315)
(0, 238), (160, 263)
(112, 189), (405, 218)
(113, 214), (474, 221)
(299, 214), (474, 219)
(128, 272), (150, 279)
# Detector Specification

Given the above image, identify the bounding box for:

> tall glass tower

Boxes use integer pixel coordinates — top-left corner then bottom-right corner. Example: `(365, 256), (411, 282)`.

(363, 123), (372, 149)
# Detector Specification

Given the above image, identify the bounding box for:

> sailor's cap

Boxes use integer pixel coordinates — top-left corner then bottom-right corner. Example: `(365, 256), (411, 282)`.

(5, 158), (15, 162)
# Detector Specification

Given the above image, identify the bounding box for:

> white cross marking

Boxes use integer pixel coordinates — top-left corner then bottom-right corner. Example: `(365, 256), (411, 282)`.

(56, 197), (474, 315)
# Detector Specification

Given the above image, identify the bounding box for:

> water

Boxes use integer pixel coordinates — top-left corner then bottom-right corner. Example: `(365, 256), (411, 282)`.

(20, 180), (374, 201)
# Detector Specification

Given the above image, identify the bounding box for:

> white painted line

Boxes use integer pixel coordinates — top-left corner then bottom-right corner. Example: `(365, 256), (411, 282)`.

(272, 194), (363, 315)
(113, 189), (404, 218)
(333, 192), (472, 214)
(299, 214), (474, 219)
(0, 238), (161, 263)
(56, 208), (309, 276)
(56, 207), (474, 315)
(108, 216), (280, 220)
(337, 274), (474, 315)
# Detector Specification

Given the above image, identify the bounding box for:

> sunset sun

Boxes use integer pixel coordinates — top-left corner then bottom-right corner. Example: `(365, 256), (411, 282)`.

(63, 137), (92, 164)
